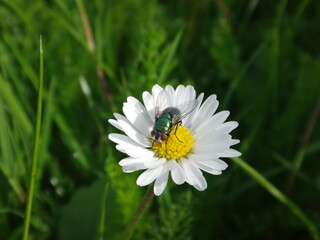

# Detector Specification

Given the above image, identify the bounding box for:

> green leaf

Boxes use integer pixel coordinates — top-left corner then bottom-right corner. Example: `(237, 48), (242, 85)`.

(58, 179), (110, 240)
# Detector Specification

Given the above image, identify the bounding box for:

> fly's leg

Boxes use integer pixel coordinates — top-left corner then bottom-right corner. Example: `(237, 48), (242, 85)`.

(174, 121), (183, 143)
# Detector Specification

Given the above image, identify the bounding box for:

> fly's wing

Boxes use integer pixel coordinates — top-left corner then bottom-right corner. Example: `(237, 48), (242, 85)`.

(172, 99), (199, 124)
(155, 90), (172, 119)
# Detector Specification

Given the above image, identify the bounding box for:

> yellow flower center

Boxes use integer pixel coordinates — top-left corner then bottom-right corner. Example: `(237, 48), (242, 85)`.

(152, 125), (194, 160)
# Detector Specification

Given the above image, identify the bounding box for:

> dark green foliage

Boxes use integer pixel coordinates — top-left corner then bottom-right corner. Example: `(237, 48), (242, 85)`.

(0, 0), (319, 239)
(145, 191), (194, 240)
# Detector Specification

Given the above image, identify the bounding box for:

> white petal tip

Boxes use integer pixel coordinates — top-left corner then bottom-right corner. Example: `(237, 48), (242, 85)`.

(154, 188), (164, 196)
(136, 180), (144, 187)
(231, 139), (240, 145)
(108, 119), (116, 124)
(122, 168), (134, 173)
(221, 149), (241, 158)
(194, 185), (207, 191)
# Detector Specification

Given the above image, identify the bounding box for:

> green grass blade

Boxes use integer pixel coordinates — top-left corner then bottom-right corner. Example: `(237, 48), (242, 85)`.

(95, 181), (109, 240)
(0, 76), (33, 136)
(22, 36), (44, 240)
(158, 29), (183, 84)
(231, 157), (319, 240)
(2, 35), (38, 89)
(0, 97), (14, 172)
(37, 77), (56, 184)
(54, 112), (89, 169)
(0, 97), (25, 202)
(0, 0), (33, 33)
(76, 0), (95, 52)
(222, 42), (267, 109)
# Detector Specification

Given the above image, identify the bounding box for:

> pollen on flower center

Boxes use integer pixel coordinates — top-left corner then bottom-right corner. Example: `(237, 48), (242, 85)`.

(152, 125), (194, 160)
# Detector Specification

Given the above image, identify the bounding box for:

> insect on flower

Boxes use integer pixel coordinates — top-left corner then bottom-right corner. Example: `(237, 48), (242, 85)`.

(108, 84), (241, 196)
(151, 90), (198, 144)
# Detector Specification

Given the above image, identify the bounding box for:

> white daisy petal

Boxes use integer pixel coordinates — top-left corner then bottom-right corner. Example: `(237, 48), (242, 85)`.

(200, 159), (228, 170)
(165, 85), (176, 105)
(115, 118), (150, 147)
(188, 152), (220, 161)
(169, 160), (186, 185)
(185, 93), (204, 129)
(186, 85), (196, 101)
(195, 134), (232, 147)
(144, 159), (167, 168)
(119, 156), (157, 166)
(230, 139), (240, 146)
(122, 159), (166, 173)
(165, 85), (175, 94)
(115, 145), (141, 154)
(137, 167), (163, 186)
(199, 94), (219, 115)
(181, 85), (191, 104)
(192, 161), (222, 175)
(193, 175), (207, 191)
(122, 164), (145, 173)
(199, 95), (218, 119)
(220, 149), (241, 157)
(181, 160), (207, 190)
(197, 125), (231, 139)
(196, 92), (204, 106)
(113, 112), (127, 121)
(118, 147), (153, 158)
(122, 104), (151, 136)
(123, 97), (154, 133)
(142, 91), (156, 121)
(194, 111), (230, 138)
(108, 120), (122, 131)
(182, 160), (203, 179)
(152, 84), (164, 101)
(210, 110), (230, 128)
(108, 133), (142, 148)
(187, 151), (228, 170)
(154, 167), (169, 196)
(194, 141), (230, 154)
(175, 85), (187, 105)
(191, 95), (218, 127)
(114, 145), (127, 154)
(215, 121), (239, 135)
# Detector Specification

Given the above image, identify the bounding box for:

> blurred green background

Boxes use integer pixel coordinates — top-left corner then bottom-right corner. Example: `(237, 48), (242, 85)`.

(0, 0), (320, 239)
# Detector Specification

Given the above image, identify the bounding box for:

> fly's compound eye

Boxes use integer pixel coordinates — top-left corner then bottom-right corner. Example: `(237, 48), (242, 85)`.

(161, 134), (167, 142)
(151, 130), (155, 137)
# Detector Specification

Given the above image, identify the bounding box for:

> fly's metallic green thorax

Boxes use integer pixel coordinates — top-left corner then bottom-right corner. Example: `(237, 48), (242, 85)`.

(154, 118), (171, 134)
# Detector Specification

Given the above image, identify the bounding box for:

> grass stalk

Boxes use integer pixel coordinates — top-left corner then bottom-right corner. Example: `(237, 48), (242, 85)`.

(76, 0), (95, 52)
(284, 98), (320, 195)
(231, 157), (319, 240)
(22, 36), (44, 240)
(76, 0), (114, 107)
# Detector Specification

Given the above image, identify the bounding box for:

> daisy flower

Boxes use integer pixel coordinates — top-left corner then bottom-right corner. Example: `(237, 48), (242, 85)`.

(108, 84), (241, 196)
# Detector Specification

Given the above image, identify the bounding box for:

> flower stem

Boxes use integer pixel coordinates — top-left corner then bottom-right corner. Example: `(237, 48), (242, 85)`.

(122, 185), (154, 240)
